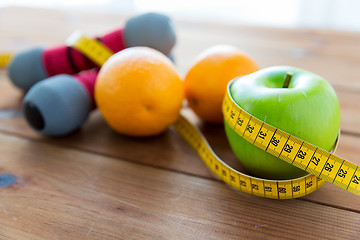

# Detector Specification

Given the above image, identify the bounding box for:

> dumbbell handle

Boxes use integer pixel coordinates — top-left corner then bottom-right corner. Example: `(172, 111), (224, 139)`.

(44, 29), (124, 77)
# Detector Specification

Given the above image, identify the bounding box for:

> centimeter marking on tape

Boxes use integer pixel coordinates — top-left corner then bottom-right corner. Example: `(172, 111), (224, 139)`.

(68, 30), (360, 199)
(66, 31), (114, 66)
(0, 53), (12, 68)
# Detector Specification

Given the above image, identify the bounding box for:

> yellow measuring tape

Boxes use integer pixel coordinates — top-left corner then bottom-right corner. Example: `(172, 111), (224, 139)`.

(66, 31), (114, 67)
(0, 53), (12, 68)
(67, 32), (360, 199)
(173, 114), (329, 199)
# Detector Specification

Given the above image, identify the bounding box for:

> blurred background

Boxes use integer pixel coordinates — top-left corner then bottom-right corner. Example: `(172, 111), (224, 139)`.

(1, 0), (360, 32)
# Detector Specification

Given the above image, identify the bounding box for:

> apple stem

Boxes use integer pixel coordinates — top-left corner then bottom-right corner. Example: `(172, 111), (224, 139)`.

(282, 72), (293, 88)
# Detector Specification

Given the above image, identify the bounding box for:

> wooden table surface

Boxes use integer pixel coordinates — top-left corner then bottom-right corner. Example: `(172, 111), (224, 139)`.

(0, 7), (360, 239)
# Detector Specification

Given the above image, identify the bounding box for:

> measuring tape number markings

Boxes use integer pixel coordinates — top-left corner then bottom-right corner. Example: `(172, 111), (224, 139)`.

(65, 32), (360, 199)
(173, 114), (327, 199)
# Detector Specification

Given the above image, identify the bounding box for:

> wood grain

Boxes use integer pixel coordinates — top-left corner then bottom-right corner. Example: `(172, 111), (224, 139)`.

(0, 6), (360, 239)
(0, 132), (359, 240)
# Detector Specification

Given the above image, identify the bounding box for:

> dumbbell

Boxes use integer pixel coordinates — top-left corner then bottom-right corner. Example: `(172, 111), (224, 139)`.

(23, 70), (98, 136)
(8, 12), (176, 91)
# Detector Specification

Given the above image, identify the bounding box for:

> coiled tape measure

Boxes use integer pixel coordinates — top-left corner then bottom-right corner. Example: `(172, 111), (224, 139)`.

(4, 32), (360, 199)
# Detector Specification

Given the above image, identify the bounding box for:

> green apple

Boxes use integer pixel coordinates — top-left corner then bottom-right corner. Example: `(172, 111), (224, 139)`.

(224, 66), (340, 180)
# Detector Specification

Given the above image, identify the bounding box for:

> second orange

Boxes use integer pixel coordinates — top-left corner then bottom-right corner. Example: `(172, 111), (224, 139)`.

(184, 45), (259, 124)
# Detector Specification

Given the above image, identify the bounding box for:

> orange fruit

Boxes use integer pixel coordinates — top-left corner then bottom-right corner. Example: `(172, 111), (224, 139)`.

(95, 47), (184, 137)
(184, 45), (259, 124)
